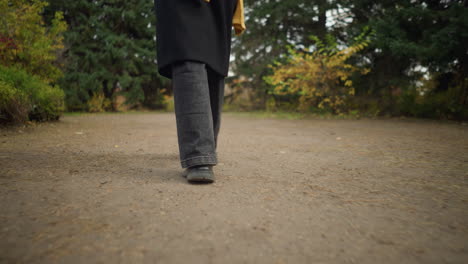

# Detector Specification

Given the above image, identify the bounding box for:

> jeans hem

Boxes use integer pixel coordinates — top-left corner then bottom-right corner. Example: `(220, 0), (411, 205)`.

(181, 155), (217, 168)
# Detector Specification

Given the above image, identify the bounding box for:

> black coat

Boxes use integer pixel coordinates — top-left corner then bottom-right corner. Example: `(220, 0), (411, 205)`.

(154, 0), (238, 79)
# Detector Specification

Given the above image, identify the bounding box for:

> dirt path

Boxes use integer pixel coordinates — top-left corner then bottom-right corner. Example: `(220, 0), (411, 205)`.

(1, 113), (467, 263)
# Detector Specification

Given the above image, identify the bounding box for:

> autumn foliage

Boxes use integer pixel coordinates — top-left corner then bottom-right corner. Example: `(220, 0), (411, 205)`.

(0, 0), (66, 123)
(264, 32), (371, 114)
(0, 0), (66, 82)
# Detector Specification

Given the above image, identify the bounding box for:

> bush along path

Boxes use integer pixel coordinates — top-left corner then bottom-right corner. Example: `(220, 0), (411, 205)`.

(0, 113), (467, 263)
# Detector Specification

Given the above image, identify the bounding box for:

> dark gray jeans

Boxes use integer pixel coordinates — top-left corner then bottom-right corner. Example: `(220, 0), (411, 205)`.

(171, 60), (225, 168)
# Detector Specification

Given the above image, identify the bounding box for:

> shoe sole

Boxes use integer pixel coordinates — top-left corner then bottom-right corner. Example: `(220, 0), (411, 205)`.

(187, 176), (214, 184)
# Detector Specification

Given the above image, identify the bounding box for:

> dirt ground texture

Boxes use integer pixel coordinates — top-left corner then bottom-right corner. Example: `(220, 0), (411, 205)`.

(0, 113), (467, 263)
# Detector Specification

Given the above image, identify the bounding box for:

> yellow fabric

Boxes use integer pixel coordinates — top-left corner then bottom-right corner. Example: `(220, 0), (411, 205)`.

(203, 0), (246, 36)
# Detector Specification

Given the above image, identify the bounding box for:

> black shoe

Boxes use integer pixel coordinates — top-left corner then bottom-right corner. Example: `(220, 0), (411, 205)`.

(184, 165), (215, 183)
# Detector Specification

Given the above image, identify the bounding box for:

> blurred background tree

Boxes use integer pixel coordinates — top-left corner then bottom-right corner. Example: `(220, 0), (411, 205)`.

(43, 0), (169, 112)
(230, 0), (335, 109)
(341, 0), (468, 118)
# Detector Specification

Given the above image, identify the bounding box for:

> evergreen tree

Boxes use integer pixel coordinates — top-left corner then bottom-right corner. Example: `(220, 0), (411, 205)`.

(342, 0), (468, 115)
(46, 0), (165, 111)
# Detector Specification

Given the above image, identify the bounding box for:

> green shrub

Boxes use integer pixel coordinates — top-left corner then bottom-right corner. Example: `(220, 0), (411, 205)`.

(397, 87), (468, 120)
(0, 80), (30, 123)
(0, 66), (64, 123)
(163, 95), (175, 112)
(87, 92), (112, 113)
(29, 82), (65, 121)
